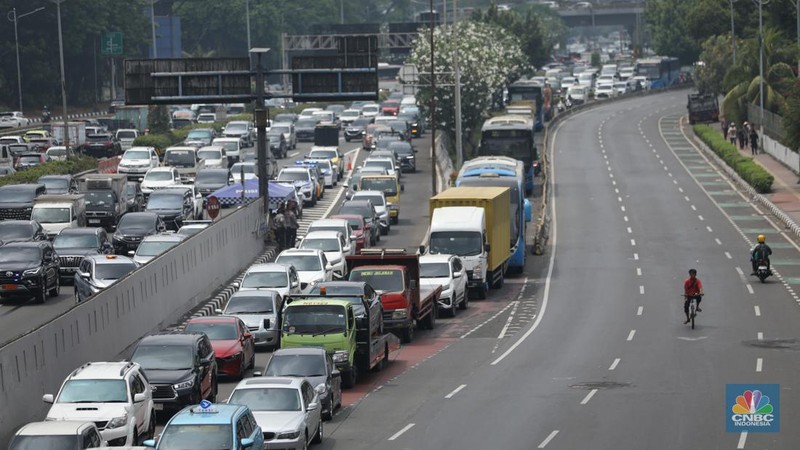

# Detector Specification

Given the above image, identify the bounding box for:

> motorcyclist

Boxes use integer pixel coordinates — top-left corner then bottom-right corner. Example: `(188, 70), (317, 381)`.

(42, 106), (51, 123)
(751, 234), (772, 276)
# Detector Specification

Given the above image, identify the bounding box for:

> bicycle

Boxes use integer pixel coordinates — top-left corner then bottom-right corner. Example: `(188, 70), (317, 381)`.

(684, 294), (703, 329)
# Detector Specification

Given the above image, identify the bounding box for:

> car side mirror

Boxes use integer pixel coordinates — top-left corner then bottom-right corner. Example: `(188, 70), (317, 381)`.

(242, 332), (252, 341)
(215, 308), (223, 314)
(418, 245), (426, 255)
(263, 318), (270, 329)
(453, 271), (462, 278)
(485, 244), (491, 252)
(133, 393), (147, 403)
(240, 438), (255, 449)
(77, 270), (90, 279)
(291, 281), (299, 288)
(307, 402), (319, 411)
(42, 394), (54, 403)
(253, 371), (263, 377)
(143, 439), (156, 447)
(350, 234), (357, 241)
(332, 369), (341, 378)
(409, 279), (417, 290)
(325, 263), (333, 271)
(232, 281), (240, 289)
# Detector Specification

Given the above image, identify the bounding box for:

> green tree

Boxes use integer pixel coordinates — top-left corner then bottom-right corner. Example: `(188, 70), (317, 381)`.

(148, 105), (170, 134)
(472, 4), (552, 70)
(783, 81), (800, 151)
(645, 0), (701, 63)
(697, 34), (735, 95)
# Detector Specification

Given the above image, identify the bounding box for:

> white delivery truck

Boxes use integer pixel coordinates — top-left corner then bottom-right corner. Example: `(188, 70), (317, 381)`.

(425, 206), (488, 298)
(163, 146), (206, 182)
(51, 122), (86, 149)
(31, 194), (87, 239)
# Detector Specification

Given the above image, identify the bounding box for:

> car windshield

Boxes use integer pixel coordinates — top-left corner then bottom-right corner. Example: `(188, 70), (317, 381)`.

(0, 247), (40, 264)
(84, 191), (114, 206)
(296, 119), (316, 128)
(349, 269), (403, 292)
(355, 194), (384, 207)
(266, 354), (326, 377)
(136, 241), (179, 257)
(156, 424), (233, 450)
(116, 130), (136, 139)
(117, 215), (155, 233)
(272, 126), (290, 135)
(53, 234), (97, 249)
(146, 193), (183, 210)
(0, 223), (33, 240)
(216, 141), (239, 152)
(31, 207), (70, 224)
(39, 179), (69, 192)
(8, 435), (78, 450)
(339, 217), (361, 230)
(420, 262), (451, 278)
(231, 163), (255, 175)
(277, 255), (322, 271)
(226, 123), (247, 132)
(352, 118), (372, 127)
(184, 322), (238, 340)
(390, 144), (413, 155)
(311, 150), (336, 159)
(0, 188), (35, 203)
(57, 379), (127, 403)
(165, 151), (196, 166)
(364, 160), (393, 172)
(429, 231), (483, 256)
(338, 204), (370, 220)
(277, 171), (308, 182)
(274, 114), (294, 122)
(132, 344), (194, 370)
(124, 150), (150, 160)
(360, 178), (396, 196)
(196, 170), (229, 184)
(300, 238), (339, 252)
(187, 130), (211, 139)
(47, 148), (67, 157)
(225, 295), (274, 314)
(95, 262), (137, 280)
(18, 155), (41, 164)
(241, 271), (288, 288)
(283, 304), (347, 335)
(228, 387), (302, 412)
(197, 149), (222, 160)
(144, 171), (173, 182)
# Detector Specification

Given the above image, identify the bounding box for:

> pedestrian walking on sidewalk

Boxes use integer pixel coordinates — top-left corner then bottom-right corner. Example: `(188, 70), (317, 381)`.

(273, 204), (287, 250)
(737, 124), (747, 149)
(749, 127), (759, 155)
(721, 116), (729, 138)
(728, 123), (738, 146)
(284, 200), (299, 249)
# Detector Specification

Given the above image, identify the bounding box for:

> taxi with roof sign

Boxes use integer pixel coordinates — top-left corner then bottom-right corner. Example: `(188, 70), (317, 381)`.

(143, 400), (264, 450)
(276, 166), (319, 207)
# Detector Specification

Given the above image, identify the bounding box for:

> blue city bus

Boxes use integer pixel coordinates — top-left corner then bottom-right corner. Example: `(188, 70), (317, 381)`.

(506, 79), (544, 131)
(456, 157), (532, 273)
(478, 114), (537, 195)
(637, 56), (681, 89)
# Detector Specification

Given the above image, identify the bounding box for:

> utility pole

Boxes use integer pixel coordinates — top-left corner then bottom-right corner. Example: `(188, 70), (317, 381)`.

(151, 0), (158, 58)
(429, 0), (437, 194)
(245, 0), (251, 53)
(51, 0), (69, 149)
(7, 7), (45, 112)
(453, 0), (463, 171)
(753, 0), (769, 148)
(730, 0), (737, 65)
(251, 48), (271, 218)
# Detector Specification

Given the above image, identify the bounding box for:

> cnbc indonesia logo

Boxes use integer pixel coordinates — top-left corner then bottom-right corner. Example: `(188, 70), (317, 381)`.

(726, 384), (780, 433)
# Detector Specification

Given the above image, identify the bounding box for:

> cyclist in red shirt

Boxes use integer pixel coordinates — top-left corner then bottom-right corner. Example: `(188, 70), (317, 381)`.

(683, 268), (704, 324)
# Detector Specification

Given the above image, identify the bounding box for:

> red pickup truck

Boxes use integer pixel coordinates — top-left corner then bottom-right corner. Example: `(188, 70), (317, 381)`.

(346, 249), (441, 343)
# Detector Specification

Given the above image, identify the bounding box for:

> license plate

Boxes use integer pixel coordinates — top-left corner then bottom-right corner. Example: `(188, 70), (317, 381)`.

(2, 284), (17, 290)
(88, 219), (100, 224)
(759, 266), (767, 270)
(154, 403), (164, 411)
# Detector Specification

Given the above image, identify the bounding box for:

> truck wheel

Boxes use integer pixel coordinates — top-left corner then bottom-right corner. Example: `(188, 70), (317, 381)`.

(421, 306), (436, 329)
(48, 276), (60, 297)
(391, 216), (399, 225)
(474, 285), (488, 300)
(343, 368), (357, 389)
(400, 325), (413, 344)
(36, 278), (47, 304)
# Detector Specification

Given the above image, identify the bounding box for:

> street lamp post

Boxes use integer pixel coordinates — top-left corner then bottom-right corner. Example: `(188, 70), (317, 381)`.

(429, 0), (437, 194)
(250, 47), (271, 216)
(245, 0), (251, 53)
(51, 0), (69, 149)
(753, 0), (769, 152)
(452, 0), (463, 171)
(7, 6), (45, 112)
(729, 0), (737, 65)
(795, 0), (799, 77)
(150, 0), (158, 58)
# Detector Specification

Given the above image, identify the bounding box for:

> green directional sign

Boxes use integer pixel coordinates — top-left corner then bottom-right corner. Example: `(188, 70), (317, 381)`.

(101, 32), (123, 56)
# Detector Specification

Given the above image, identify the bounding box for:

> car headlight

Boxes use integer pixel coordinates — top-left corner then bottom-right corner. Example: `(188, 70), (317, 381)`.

(22, 267), (42, 277)
(391, 309), (408, 319)
(473, 263), (483, 279)
(277, 430), (301, 440)
(106, 414), (128, 429)
(315, 383), (328, 396)
(173, 378), (194, 390)
(332, 350), (349, 363)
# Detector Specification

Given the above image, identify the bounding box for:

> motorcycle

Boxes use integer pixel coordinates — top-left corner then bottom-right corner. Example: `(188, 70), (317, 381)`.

(755, 259), (772, 283)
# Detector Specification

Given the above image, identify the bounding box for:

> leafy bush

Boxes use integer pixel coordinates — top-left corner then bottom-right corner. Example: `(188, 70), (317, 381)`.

(132, 134), (173, 153)
(0, 156), (98, 187)
(693, 124), (774, 193)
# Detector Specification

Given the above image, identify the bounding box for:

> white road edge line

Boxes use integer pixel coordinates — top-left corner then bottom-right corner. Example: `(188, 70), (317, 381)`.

(538, 430), (559, 448)
(754, 305), (761, 317)
(580, 389), (598, 405)
(608, 358), (621, 371)
(445, 384), (467, 399)
(637, 306), (643, 316)
(757, 332), (764, 340)
(746, 285), (754, 295)
(627, 329), (636, 341)
(388, 423), (415, 441)
(756, 358), (763, 373)
(737, 431), (748, 449)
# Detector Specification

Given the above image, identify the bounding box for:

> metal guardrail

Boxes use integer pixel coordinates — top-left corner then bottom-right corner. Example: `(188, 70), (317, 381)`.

(0, 111), (110, 137)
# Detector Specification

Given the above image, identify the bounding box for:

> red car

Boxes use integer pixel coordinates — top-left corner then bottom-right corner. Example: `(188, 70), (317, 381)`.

(331, 214), (370, 252)
(14, 152), (46, 170)
(184, 316), (255, 379)
(380, 100), (400, 116)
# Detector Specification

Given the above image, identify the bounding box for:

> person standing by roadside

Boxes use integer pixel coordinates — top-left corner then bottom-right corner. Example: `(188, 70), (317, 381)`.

(284, 200), (299, 249)
(721, 116), (729, 139)
(749, 126), (759, 155)
(273, 204), (287, 250)
(728, 123), (738, 146)
(738, 122), (748, 149)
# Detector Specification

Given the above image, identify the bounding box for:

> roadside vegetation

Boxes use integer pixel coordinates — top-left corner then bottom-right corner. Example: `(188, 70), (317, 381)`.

(693, 124), (773, 193)
(0, 156), (97, 188)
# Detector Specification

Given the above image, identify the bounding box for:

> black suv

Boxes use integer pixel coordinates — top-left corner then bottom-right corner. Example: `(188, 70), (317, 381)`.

(0, 220), (47, 243)
(0, 241), (60, 303)
(112, 212), (167, 255)
(0, 184), (47, 220)
(53, 227), (112, 284)
(144, 190), (195, 231)
(125, 182), (145, 213)
(388, 141), (416, 173)
(37, 174), (78, 195)
(130, 332), (218, 413)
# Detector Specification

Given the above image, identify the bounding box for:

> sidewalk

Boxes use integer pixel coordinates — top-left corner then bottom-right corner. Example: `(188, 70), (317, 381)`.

(710, 127), (800, 227)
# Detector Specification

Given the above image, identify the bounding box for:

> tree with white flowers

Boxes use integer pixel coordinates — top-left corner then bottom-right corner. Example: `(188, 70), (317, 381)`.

(407, 21), (528, 152)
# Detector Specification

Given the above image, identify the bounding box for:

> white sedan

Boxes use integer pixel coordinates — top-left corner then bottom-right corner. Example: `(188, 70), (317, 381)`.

(275, 248), (333, 291)
(140, 167), (181, 196)
(0, 111), (30, 128)
(419, 254), (468, 317)
(196, 145), (227, 169)
(298, 231), (350, 279)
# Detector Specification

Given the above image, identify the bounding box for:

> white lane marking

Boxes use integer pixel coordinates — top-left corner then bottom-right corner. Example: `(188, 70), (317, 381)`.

(631, 239), (636, 246)
(757, 332), (763, 340)
(639, 286), (645, 295)
(634, 253), (639, 260)
(445, 384), (467, 399)
(678, 186), (683, 192)
(490, 115), (562, 366)
(623, 216), (629, 222)
(706, 226), (713, 232)
(388, 424), (415, 441)
(636, 267), (642, 276)
(746, 285), (754, 295)
(737, 431), (748, 449)
(627, 227), (632, 233)
(497, 301), (520, 339)
(754, 305), (761, 316)
(673, 179), (678, 184)
(756, 358), (763, 372)
(538, 430), (559, 448)
(614, 188), (619, 194)
(736, 267), (744, 276)
(580, 389), (598, 405)
(698, 214), (704, 221)
(715, 238), (722, 245)
(637, 306), (643, 316)
(621, 205), (625, 212)
(684, 196), (690, 202)
(725, 252), (732, 259)
(288, 151), (299, 157)
(691, 205), (697, 211)
(618, 196), (623, 202)
(627, 330), (636, 341)
(608, 358), (621, 371)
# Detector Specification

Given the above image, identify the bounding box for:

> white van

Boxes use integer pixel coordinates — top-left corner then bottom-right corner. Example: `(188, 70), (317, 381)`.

(427, 206), (488, 299)
(566, 85), (590, 104)
(0, 144), (12, 168)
